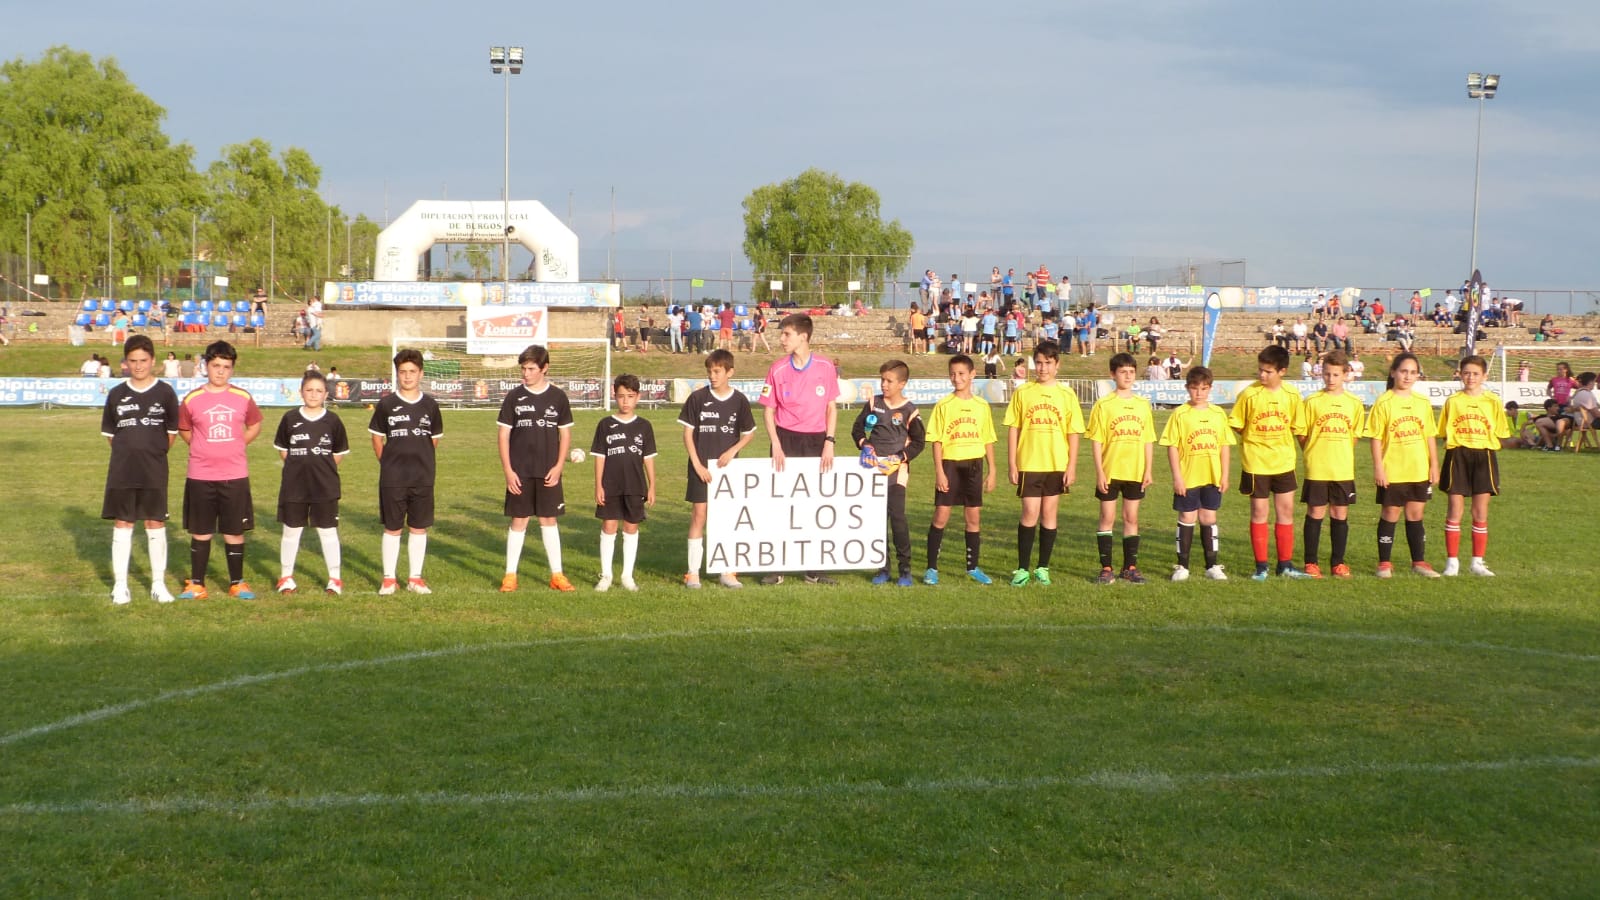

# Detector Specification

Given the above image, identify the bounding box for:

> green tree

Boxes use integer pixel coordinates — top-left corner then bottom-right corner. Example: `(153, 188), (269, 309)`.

(205, 139), (337, 298)
(0, 46), (204, 297)
(741, 168), (913, 305)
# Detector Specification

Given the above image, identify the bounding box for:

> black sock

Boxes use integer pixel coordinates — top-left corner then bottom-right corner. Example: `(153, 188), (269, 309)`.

(225, 543), (245, 584)
(1096, 531), (1114, 568)
(190, 538), (211, 584)
(965, 531), (981, 571)
(1377, 519), (1398, 564)
(1039, 527), (1058, 567)
(1330, 517), (1349, 566)
(1176, 522), (1194, 568)
(927, 525), (945, 570)
(1304, 515), (1323, 567)
(1122, 535), (1140, 569)
(1017, 524), (1034, 570)
(1405, 519), (1427, 563)
(1201, 524), (1219, 568)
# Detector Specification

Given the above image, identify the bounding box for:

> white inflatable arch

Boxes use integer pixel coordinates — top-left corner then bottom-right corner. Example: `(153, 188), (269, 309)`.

(373, 200), (578, 282)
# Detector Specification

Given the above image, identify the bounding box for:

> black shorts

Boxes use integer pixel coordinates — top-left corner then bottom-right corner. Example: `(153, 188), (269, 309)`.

(684, 464), (713, 504)
(506, 479), (566, 518)
(277, 499), (340, 529)
(103, 486), (168, 523)
(934, 458), (985, 508)
(596, 494), (647, 524)
(1302, 479), (1358, 507)
(1440, 448), (1500, 496)
(1017, 471), (1068, 498)
(775, 427), (827, 457)
(1376, 481), (1433, 506)
(1095, 479), (1146, 502)
(1172, 485), (1223, 513)
(380, 484), (435, 531)
(1240, 470), (1297, 498)
(183, 477), (254, 535)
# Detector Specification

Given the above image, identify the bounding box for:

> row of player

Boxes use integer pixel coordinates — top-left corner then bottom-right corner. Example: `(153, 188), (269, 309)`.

(98, 316), (1510, 603)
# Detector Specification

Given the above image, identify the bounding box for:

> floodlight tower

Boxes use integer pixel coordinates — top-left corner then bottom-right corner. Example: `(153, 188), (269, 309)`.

(490, 45), (524, 294)
(1466, 72), (1500, 277)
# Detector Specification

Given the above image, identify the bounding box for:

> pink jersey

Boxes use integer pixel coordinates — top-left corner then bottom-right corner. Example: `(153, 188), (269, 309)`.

(178, 385), (263, 481)
(760, 353), (839, 433)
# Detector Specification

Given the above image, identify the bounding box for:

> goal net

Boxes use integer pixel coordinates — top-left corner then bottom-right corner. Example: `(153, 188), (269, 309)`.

(392, 336), (613, 409)
(1490, 343), (1600, 410)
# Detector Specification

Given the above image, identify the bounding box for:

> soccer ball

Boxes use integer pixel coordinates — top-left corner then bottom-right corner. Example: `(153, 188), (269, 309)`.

(568, 448), (587, 464)
(859, 445), (901, 477)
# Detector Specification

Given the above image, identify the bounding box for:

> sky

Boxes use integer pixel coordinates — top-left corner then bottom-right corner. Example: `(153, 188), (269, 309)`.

(6, 0), (1600, 292)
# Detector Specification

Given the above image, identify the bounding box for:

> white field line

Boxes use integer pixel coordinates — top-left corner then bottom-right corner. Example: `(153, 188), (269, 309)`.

(2, 756), (1598, 817)
(3, 621), (1597, 752)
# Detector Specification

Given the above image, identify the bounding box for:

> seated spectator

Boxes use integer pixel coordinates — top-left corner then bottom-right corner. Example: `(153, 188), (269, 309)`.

(1571, 372), (1600, 434)
(1311, 319), (1329, 352)
(1501, 402), (1538, 449)
(1533, 398), (1574, 451)
(1539, 314), (1557, 341)
(1144, 316), (1164, 354)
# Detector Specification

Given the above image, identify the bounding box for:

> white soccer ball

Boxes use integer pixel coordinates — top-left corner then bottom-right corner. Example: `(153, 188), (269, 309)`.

(569, 448), (587, 464)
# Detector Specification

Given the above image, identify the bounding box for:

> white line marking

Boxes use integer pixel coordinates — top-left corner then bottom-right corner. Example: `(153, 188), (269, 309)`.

(2, 756), (1596, 817)
(3, 622), (1596, 750)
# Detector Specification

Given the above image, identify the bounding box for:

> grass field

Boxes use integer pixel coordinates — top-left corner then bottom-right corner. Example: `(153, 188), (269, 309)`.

(2, 405), (1599, 895)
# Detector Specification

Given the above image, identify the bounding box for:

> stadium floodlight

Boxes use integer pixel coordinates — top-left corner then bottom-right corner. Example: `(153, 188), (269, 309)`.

(489, 44), (523, 293)
(490, 46), (506, 74)
(1466, 72), (1501, 276)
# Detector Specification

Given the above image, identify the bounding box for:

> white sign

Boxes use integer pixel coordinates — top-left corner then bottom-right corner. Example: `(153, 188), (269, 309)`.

(770, 280), (784, 291)
(847, 280), (862, 291)
(214, 276), (231, 287)
(706, 458), (887, 573)
(466, 305), (550, 354)
(32, 274), (49, 285)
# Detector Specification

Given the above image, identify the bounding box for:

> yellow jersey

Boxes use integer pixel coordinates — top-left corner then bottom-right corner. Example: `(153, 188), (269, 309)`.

(1298, 390), (1365, 481)
(1086, 392), (1156, 482)
(1364, 390), (1436, 483)
(1159, 402), (1235, 489)
(1228, 381), (1303, 476)
(1437, 391), (1509, 450)
(1003, 380), (1085, 472)
(926, 394), (997, 461)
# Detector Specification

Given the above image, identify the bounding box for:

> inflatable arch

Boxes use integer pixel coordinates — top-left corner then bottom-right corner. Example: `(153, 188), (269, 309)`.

(373, 200), (578, 282)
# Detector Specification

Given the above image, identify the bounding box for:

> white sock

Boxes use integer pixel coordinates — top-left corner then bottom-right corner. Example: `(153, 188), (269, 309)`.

(111, 527), (133, 588)
(622, 531), (639, 580)
(280, 525), (304, 577)
(408, 531), (428, 579)
(381, 532), (401, 579)
(599, 531), (616, 577)
(687, 537), (704, 577)
(541, 524), (563, 574)
(505, 527), (526, 575)
(146, 527), (168, 584)
(317, 527), (341, 580)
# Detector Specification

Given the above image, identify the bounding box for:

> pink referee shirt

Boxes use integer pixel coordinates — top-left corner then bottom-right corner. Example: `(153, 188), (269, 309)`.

(760, 353), (838, 433)
(178, 385), (263, 481)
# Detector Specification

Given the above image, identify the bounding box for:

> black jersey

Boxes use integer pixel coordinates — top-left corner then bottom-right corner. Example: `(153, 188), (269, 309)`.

(590, 414), (657, 498)
(497, 383), (574, 477)
(368, 391), (444, 487)
(850, 395), (926, 461)
(676, 385), (756, 465)
(274, 408), (350, 503)
(101, 379), (180, 489)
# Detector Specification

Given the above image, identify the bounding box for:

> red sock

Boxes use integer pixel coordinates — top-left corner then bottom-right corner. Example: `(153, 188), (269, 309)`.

(1472, 521), (1488, 557)
(1274, 523), (1294, 563)
(1444, 520), (1461, 558)
(1250, 522), (1269, 564)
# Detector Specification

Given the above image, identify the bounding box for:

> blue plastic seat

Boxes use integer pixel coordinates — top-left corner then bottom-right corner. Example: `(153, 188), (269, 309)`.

(735, 305), (748, 316)
(198, 300), (213, 312)
(231, 314), (247, 328)
(99, 299), (117, 311)
(94, 313), (112, 327)
(181, 300), (196, 312)
(211, 314), (229, 328)
(81, 299), (97, 312)
(118, 300), (135, 312)
(136, 300), (152, 313)
(215, 300), (232, 312)
(74, 313), (93, 327)
(249, 313), (265, 328)
(131, 314), (148, 327)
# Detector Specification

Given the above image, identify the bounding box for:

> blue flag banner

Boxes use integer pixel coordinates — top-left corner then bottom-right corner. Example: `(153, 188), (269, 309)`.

(1201, 291), (1222, 367)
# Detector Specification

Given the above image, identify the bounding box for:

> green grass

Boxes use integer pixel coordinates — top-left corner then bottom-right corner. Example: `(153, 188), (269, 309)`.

(2, 407), (1599, 895)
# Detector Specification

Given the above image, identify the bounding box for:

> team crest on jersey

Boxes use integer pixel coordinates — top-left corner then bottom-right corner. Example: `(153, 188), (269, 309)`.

(814, 385), (825, 396)
(760, 384), (772, 397)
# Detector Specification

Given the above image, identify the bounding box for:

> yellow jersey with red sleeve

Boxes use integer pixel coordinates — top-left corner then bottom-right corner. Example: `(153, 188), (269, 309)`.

(1437, 390), (1509, 450)
(1003, 380), (1086, 472)
(1159, 403), (1235, 489)
(1227, 382), (1303, 476)
(926, 394), (996, 462)
(1086, 392), (1156, 482)
(1298, 390), (1365, 481)
(1364, 390), (1436, 483)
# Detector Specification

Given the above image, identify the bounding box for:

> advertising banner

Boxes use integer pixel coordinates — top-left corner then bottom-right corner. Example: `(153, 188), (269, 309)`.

(467, 306), (550, 354)
(1239, 287), (1325, 311)
(705, 458), (888, 573)
(321, 281), (620, 309)
(1201, 291), (1222, 366)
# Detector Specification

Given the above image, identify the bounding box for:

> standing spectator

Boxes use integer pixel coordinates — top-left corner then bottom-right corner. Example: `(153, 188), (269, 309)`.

(718, 303), (736, 352)
(750, 306), (772, 354)
(635, 305), (653, 354)
(990, 267), (1003, 304)
(303, 296), (324, 351)
(666, 306), (684, 353)
(1002, 268), (1015, 306)
(1517, 361), (1531, 382)
(180, 354), (196, 378)
(612, 308), (626, 351)
(1033, 264), (1051, 308)
(162, 352), (182, 379)
(1548, 361), (1578, 407)
(1410, 292), (1424, 316)
(1145, 356), (1164, 381)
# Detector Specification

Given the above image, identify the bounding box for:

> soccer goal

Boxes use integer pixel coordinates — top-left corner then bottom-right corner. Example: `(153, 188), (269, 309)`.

(391, 336), (613, 409)
(1490, 343), (1600, 407)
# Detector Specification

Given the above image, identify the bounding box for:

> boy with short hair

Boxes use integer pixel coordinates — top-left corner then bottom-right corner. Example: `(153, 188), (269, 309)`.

(852, 359), (927, 586)
(758, 313), (840, 586)
(101, 334), (182, 605)
(1087, 352), (1157, 583)
(1229, 345), (1312, 581)
(1003, 339), (1085, 586)
(1159, 366), (1234, 580)
(591, 374), (657, 591)
(1438, 354), (1510, 577)
(1296, 350), (1365, 578)
(680, 348), (757, 588)
(272, 370), (350, 595)
(924, 354), (998, 585)
(369, 348), (444, 595)
(497, 344), (576, 593)
(177, 340), (265, 600)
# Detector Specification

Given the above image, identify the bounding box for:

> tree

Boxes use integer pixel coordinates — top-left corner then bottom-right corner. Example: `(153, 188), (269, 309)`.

(741, 168), (913, 305)
(0, 46), (204, 297)
(205, 139), (337, 298)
